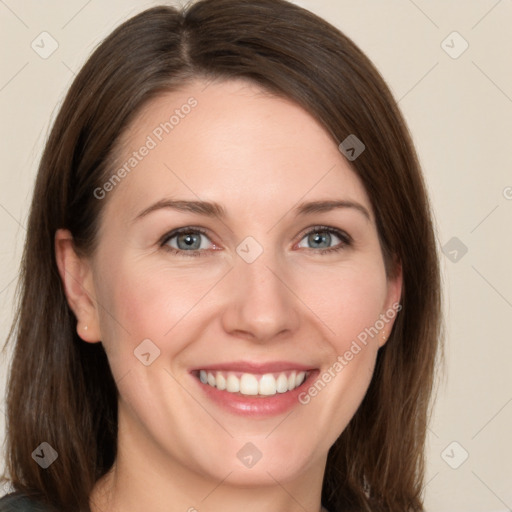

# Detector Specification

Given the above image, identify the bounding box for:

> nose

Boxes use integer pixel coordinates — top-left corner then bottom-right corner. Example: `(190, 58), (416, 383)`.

(220, 245), (300, 343)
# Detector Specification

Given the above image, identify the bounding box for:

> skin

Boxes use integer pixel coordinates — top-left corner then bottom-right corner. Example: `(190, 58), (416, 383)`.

(55, 78), (402, 512)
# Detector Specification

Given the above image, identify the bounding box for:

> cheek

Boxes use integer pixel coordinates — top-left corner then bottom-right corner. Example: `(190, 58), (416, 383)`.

(295, 259), (388, 349)
(296, 266), (385, 439)
(96, 258), (216, 355)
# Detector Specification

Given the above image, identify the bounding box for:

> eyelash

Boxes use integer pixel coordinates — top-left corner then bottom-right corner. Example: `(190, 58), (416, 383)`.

(159, 225), (352, 258)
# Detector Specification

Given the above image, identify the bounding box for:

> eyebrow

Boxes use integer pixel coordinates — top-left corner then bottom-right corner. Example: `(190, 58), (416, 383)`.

(294, 200), (370, 221)
(134, 198), (371, 222)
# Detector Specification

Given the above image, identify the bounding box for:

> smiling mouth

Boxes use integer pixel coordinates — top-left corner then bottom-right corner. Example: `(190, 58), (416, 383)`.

(194, 369), (310, 396)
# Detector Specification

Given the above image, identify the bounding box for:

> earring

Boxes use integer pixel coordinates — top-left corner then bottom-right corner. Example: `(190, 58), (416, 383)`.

(84, 325), (88, 331)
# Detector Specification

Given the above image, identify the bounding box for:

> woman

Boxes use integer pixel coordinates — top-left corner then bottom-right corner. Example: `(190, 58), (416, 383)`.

(0, 0), (442, 510)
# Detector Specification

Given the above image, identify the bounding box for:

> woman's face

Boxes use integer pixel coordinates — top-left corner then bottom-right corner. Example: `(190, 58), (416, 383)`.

(80, 79), (401, 486)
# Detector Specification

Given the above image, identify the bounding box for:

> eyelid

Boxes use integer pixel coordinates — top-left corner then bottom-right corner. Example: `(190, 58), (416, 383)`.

(159, 226), (217, 253)
(295, 224), (352, 245)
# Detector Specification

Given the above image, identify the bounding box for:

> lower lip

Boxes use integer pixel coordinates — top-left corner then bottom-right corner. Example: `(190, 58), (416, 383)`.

(192, 371), (318, 417)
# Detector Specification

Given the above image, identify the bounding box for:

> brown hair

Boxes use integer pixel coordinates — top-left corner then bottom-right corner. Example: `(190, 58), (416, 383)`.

(1, 1), (443, 510)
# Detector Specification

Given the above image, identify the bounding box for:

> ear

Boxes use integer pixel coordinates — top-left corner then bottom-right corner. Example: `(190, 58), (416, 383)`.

(55, 228), (102, 343)
(378, 257), (403, 348)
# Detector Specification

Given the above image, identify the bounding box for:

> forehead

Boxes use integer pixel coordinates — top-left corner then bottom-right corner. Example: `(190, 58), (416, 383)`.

(103, 78), (372, 222)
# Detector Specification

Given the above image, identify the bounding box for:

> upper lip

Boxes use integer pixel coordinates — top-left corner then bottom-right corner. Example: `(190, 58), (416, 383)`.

(191, 361), (315, 374)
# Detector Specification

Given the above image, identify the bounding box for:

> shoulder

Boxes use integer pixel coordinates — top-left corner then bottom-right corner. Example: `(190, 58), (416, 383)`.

(0, 493), (54, 512)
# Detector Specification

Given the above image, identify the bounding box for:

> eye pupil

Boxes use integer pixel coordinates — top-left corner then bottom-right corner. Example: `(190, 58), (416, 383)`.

(309, 231), (331, 249)
(178, 233), (201, 250)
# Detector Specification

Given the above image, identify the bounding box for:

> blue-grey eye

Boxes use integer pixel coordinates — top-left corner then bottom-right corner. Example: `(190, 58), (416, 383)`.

(297, 228), (347, 250)
(165, 230), (211, 251)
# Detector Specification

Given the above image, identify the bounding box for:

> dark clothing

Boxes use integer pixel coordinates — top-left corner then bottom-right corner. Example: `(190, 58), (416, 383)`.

(0, 493), (53, 511)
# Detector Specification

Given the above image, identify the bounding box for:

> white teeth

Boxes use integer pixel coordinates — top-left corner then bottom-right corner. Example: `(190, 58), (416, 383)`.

(216, 372), (226, 390)
(287, 372), (296, 390)
(240, 374), (259, 395)
(259, 374), (277, 396)
(226, 374), (240, 393)
(198, 370), (308, 396)
(276, 373), (288, 393)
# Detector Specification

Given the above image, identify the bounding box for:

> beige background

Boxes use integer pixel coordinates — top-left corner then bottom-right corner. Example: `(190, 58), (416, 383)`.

(1, 1), (511, 510)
